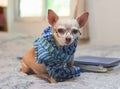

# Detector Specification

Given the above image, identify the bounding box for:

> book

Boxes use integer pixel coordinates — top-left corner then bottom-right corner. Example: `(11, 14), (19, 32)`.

(74, 56), (120, 72)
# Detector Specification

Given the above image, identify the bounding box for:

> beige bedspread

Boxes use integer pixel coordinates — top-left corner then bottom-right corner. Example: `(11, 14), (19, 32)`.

(0, 32), (120, 89)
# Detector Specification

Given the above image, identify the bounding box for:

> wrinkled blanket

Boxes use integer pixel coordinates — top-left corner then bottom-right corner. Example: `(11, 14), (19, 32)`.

(0, 32), (120, 89)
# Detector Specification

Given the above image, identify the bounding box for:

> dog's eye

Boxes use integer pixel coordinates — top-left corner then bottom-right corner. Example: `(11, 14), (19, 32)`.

(71, 29), (79, 34)
(57, 28), (65, 35)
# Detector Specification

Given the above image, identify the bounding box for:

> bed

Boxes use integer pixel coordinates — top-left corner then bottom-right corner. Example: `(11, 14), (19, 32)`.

(0, 32), (120, 89)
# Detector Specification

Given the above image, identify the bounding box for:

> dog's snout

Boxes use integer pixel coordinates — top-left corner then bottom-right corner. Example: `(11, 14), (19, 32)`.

(65, 38), (71, 43)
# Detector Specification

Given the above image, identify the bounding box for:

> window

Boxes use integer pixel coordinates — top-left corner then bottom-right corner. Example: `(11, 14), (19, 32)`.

(19, 0), (42, 17)
(17, 0), (71, 21)
(46, 0), (70, 16)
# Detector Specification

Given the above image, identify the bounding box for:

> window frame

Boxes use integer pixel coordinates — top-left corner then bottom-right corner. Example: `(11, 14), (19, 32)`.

(15, 0), (45, 22)
(15, 0), (71, 22)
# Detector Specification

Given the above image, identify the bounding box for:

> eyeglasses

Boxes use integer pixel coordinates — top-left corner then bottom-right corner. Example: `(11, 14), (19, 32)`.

(56, 28), (81, 37)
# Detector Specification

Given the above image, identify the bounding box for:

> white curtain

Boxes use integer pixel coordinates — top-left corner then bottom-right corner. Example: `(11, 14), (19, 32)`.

(70, 0), (89, 40)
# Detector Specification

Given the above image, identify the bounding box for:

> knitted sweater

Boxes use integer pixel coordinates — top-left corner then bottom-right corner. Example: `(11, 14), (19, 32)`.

(33, 26), (80, 82)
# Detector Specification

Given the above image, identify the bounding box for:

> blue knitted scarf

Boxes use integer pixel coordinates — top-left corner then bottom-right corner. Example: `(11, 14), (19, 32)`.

(33, 26), (80, 82)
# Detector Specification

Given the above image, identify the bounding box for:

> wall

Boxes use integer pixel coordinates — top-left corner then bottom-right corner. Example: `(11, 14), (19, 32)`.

(7, 0), (120, 45)
(6, 0), (13, 33)
(87, 0), (120, 46)
(6, 0), (87, 38)
(12, 21), (48, 37)
(7, 0), (48, 38)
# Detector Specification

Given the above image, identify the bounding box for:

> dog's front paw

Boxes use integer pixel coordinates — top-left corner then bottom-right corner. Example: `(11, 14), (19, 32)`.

(67, 60), (74, 68)
(49, 77), (57, 83)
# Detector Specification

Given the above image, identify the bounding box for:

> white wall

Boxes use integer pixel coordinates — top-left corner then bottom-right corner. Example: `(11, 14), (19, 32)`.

(7, 0), (120, 45)
(7, 0), (14, 33)
(6, 0), (87, 38)
(7, 0), (48, 38)
(88, 0), (120, 46)
(12, 21), (48, 37)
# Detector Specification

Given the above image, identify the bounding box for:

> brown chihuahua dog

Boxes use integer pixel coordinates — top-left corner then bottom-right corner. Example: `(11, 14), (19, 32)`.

(21, 9), (89, 83)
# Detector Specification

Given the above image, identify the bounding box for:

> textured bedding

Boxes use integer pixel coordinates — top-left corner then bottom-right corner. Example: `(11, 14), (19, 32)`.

(0, 32), (120, 89)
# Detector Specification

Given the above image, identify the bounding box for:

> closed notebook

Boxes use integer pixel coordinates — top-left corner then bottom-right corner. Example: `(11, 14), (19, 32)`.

(74, 56), (120, 68)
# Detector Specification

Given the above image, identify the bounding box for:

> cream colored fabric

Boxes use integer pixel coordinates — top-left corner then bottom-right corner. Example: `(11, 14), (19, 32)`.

(1, 32), (120, 89)
(70, 0), (89, 39)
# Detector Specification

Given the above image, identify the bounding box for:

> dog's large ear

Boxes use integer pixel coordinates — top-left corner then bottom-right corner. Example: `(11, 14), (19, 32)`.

(48, 9), (59, 26)
(76, 12), (89, 28)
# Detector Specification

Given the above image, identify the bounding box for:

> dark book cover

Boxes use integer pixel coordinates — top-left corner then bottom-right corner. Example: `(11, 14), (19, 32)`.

(75, 56), (120, 68)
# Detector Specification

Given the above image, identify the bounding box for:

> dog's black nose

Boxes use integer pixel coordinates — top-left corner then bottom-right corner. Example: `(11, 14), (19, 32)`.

(65, 38), (71, 43)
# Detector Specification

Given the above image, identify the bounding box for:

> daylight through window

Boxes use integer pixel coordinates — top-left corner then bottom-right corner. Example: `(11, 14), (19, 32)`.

(19, 0), (70, 18)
